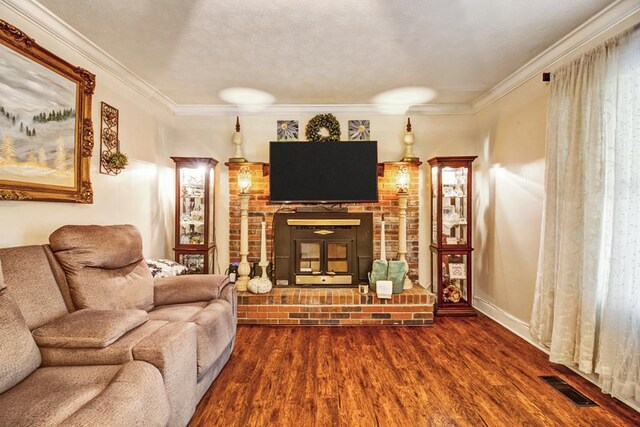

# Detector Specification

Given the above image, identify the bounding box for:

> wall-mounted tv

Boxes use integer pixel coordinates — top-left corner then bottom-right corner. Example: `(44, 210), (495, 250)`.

(269, 141), (378, 204)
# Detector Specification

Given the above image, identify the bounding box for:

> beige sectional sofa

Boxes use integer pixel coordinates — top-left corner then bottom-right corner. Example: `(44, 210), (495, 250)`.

(0, 224), (236, 427)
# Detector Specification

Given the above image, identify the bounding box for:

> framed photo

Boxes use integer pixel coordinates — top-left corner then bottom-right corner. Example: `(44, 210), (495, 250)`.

(277, 120), (298, 141)
(448, 263), (467, 280)
(348, 120), (370, 141)
(443, 185), (455, 198)
(0, 20), (95, 203)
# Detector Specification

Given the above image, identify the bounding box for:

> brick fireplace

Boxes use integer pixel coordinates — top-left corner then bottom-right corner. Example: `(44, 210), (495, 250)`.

(226, 161), (434, 326)
(227, 161), (420, 281)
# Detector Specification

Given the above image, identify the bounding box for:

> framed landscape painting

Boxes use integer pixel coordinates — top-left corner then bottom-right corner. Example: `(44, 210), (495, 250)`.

(0, 20), (95, 203)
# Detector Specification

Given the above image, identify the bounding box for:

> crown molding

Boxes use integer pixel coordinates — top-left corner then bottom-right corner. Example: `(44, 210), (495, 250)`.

(173, 103), (474, 116)
(5, 0), (637, 117)
(473, 0), (640, 112)
(1, 0), (177, 114)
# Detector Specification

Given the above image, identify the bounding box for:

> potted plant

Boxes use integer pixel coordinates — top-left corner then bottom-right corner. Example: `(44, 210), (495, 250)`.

(106, 151), (129, 171)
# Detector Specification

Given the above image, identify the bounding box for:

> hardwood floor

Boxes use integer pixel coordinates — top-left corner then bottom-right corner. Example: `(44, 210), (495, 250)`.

(190, 315), (640, 426)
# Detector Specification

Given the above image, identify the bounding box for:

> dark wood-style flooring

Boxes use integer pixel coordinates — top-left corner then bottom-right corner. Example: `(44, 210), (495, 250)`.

(190, 315), (640, 426)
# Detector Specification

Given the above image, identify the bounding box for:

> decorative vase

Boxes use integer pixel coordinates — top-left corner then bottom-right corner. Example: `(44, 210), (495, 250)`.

(247, 277), (272, 294)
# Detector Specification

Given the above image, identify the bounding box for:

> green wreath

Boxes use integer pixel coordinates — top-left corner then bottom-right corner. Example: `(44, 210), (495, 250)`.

(305, 113), (341, 142)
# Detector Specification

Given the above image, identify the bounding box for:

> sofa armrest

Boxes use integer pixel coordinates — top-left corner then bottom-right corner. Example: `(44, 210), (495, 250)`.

(32, 309), (148, 349)
(220, 281), (237, 318)
(154, 274), (230, 306)
(133, 322), (197, 427)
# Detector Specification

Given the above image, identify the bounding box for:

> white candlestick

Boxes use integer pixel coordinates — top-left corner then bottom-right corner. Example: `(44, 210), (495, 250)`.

(260, 221), (267, 278)
(248, 217), (272, 294)
(380, 215), (387, 261)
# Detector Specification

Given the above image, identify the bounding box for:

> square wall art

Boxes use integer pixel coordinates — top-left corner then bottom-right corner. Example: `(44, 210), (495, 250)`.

(348, 120), (370, 141)
(277, 120), (299, 141)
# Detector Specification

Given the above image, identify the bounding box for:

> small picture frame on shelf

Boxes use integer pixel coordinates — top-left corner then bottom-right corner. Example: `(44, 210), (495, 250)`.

(443, 186), (455, 197)
(448, 263), (467, 280)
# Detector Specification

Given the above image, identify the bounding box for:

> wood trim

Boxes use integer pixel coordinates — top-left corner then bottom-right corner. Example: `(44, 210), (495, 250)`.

(287, 219), (361, 226)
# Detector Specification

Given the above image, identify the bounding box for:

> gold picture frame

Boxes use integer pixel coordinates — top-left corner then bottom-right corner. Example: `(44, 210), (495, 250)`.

(0, 20), (95, 203)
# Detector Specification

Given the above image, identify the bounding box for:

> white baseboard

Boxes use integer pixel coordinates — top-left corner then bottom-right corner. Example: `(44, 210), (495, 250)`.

(473, 296), (640, 413)
(473, 297), (547, 352)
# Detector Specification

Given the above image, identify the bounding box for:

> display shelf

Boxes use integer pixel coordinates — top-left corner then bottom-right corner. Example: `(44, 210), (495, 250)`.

(428, 156), (477, 316)
(172, 157), (218, 274)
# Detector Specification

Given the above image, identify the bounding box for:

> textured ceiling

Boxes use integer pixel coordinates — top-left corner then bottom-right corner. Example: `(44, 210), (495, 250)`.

(38, 0), (614, 106)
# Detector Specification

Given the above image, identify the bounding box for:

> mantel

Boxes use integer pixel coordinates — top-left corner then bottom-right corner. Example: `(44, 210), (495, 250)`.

(225, 161), (269, 176)
(226, 160), (421, 178)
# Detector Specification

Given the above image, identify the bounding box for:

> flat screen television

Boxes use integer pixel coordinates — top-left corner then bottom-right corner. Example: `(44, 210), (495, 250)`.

(269, 141), (378, 203)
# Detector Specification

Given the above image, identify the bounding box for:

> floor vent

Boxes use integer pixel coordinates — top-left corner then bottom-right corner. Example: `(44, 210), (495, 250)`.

(539, 376), (597, 407)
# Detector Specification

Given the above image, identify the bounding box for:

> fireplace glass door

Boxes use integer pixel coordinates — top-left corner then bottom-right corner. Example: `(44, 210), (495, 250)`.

(295, 239), (353, 285)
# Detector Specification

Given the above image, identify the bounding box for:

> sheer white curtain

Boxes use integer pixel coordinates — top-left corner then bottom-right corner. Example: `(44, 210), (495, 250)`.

(530, 23), (640, 405)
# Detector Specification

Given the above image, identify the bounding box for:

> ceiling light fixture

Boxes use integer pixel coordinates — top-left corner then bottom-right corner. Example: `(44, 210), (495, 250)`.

(218, 87), (275, 112)
(372, 87), (437, 114)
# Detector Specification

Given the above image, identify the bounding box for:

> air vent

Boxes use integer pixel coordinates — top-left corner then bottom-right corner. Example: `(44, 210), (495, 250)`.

(539, 376), (597, 407)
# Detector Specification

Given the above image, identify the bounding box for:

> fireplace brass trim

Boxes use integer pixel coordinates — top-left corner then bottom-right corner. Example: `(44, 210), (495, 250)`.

(296, 275), (353, 285)
(313, 230), (334, 235)
(287, 219), (361, 226)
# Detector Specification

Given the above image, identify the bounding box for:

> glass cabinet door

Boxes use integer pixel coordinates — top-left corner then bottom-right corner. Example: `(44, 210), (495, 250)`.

(179, 167), (206, 246)
(440, 253), (469, 306)
(179, 253), (205, 274)
(440, 166), (468, 246)
(431, 166), (438, 244)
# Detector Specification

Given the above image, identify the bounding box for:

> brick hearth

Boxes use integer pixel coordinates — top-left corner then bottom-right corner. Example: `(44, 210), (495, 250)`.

(238, 286), (434, 326)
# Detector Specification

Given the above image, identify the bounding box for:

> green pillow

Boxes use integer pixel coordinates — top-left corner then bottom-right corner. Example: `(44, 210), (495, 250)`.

(368, 260), (388, 291)
(387, 261), (406, 294)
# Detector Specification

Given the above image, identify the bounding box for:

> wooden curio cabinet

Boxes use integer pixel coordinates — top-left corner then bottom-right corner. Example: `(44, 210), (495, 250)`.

(171, 157), (218, 274)
(428, 156), (477, 316)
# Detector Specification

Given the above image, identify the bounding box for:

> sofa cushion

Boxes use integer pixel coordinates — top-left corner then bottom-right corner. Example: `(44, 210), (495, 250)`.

(33, 309), (148, 349)
(0, 362), (169, 427)
(154, 274), (227, 306)
(149, 300), (234, 380)
(49, 224), (154, 311)
(0, 246), (69, 330)
(39, 320), (167, 367)
(0, 281), (42, 394)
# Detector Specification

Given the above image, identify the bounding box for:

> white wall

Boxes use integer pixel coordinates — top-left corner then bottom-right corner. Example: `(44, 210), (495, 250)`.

(473, 11), (640, 324)
(474, 78), (547, 322)
(170, 114), (476, 279)
(0, 4), (175, 258)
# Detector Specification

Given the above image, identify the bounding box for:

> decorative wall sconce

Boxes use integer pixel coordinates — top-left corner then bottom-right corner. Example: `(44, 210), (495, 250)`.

(237, 166), (252, 194)
(396, 164), (410, 193)
(230, 116), (246, 162)
(100, 102), (128, 175)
